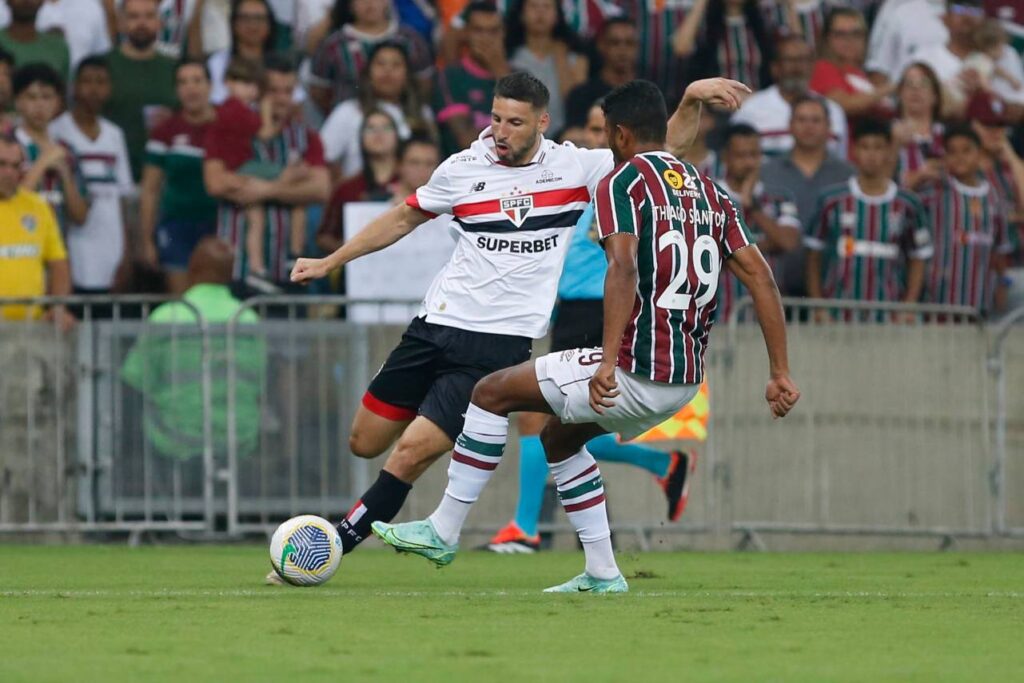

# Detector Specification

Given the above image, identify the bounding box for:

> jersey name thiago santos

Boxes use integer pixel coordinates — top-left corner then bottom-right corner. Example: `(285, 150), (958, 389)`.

(406, 130), (613, 338)
(595, 151), (753, 385)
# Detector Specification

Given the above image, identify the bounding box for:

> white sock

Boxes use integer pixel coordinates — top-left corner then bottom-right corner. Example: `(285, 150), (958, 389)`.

(428, 403), (508, 545)
(549, 447), (620, 580)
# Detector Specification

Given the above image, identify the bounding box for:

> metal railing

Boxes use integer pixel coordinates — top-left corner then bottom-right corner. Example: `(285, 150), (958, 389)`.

(0, 294), (1021, 549)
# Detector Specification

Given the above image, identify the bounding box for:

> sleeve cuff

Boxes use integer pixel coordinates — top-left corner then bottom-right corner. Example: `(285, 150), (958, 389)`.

(405, 193), (438, 218)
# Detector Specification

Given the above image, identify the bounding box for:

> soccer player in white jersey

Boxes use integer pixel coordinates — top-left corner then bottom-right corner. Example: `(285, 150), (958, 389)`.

(372, 80), (800, 593)
(285, 73), (750, 578)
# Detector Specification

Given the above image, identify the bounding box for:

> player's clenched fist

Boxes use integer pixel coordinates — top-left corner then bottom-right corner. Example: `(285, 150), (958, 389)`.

(290, 257), (331, 283)
(765, 375), (800, 419)
(682, 78), (752, 112)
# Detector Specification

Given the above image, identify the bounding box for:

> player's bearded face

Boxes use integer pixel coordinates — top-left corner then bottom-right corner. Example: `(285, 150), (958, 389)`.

(491, 98), (549, 165)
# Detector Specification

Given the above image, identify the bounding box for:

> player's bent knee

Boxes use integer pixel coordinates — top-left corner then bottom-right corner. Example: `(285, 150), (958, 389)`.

(348, 431), (386, 459)
(539, 422), (572, 462)
(470, 371), (512, 413)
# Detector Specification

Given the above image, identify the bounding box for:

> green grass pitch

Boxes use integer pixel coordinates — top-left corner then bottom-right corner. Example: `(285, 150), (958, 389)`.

(1, 546), (1021, 682)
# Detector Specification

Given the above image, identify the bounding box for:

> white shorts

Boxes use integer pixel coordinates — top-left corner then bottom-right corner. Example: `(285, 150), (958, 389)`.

(535, 348), (700, 441)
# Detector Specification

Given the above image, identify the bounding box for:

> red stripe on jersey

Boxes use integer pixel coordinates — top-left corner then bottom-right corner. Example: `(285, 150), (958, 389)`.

(452, 186), (591, 218)
(405, 193), (439, 218)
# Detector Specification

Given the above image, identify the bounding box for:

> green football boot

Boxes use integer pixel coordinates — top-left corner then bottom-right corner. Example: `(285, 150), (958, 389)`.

(371, 519), (458, 567)
(543, 572), (629, 593)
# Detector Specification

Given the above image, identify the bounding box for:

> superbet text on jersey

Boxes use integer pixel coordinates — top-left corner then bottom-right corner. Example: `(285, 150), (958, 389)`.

(595, 151), (752, 385)
(405, 130), (614, 339)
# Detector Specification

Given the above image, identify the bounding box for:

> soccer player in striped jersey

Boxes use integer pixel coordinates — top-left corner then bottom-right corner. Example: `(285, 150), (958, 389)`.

(372, 80), (799, 593)
(922, 125), (1014, 313)
(806, 119), (932, 316)
(286, 72), (751, 583)
(716, 123), (801, 320)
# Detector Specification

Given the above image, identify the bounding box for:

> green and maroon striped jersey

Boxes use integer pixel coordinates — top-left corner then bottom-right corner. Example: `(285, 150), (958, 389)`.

(805, 177), (932, 302)
(595, 151), (752, 385)
(921, 176), (1013, 312)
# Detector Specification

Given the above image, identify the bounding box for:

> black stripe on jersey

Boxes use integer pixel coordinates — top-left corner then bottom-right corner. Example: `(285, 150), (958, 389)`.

(455, 210), (585, 234)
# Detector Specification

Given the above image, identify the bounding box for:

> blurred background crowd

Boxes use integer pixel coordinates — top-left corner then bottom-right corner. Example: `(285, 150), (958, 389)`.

(2, 0), (1024, 323)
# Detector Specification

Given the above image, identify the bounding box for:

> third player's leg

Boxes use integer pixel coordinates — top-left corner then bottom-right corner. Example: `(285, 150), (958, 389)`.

(348, 405), (411, 459)
(380, 416), (455, 483)
(470, 361), (554, 417)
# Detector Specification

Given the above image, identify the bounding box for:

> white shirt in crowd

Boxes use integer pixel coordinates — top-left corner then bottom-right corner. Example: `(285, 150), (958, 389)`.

(866, 0), (947, 81)
(111, 0), (230, 56)
(731, 85), (849, 159)
(409, 130), (612, 338)
(320, 99), (434, 177)
(911, 42), (1024, 106)
(0, 0), (110, 70)
(294, 0), (333, 49)
(49, 112), (134, 290)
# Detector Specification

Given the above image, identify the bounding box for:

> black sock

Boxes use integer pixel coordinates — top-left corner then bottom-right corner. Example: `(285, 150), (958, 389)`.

(337, 470), (412, 554)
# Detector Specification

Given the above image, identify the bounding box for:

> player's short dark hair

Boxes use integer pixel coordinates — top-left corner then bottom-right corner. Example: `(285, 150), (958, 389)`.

(176, 57), (211, 82)
(494, 71), (550, 110)
(0, 47), (15, 69)
(398, 135), (439, 161)
(944, 123), (981, 148)
(463, 0), (501, 23)
(790, 94), (829, 120)
(75, 55), (110, 80)
(263, 52), (297, 77)
(12, 62), (64, 97)
(723, 123), (760, 148)
(852, 118), (892, 143)
(601, 79), (667, 144)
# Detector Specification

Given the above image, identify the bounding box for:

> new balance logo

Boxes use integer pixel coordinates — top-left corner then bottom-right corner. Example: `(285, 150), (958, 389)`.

(471, 181), (486, 192)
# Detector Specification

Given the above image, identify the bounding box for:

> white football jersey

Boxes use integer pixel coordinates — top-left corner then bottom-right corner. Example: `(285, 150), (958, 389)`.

(407, 130), (614, 338)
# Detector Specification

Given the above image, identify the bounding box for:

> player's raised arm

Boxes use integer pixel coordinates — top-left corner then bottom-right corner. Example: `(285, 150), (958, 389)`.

(666, 78), (751, 158)
(726, 245), (800, 419)
(290, 202), (432, 282)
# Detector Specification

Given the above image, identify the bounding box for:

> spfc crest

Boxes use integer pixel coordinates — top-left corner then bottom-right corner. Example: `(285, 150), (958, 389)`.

(501, 195), (534, 228)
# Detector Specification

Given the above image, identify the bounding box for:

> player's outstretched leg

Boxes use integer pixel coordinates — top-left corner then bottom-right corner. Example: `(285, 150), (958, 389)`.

(539, 421), (628, 594)
(372, 361), (552, 565)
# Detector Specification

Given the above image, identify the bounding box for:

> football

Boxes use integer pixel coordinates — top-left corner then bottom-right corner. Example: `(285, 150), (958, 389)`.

(269, 515), (343, 586)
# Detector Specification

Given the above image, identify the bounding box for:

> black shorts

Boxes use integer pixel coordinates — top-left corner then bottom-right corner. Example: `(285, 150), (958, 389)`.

(550, 299), (604, 352)
(364, 317), (532, 442)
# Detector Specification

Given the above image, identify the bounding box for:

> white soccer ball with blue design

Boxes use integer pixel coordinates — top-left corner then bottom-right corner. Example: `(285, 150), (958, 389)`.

(269, 515), (343, 586)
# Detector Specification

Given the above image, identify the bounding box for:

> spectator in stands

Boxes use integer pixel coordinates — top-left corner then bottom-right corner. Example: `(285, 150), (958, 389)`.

(675, 0), (774, 92)
(893, 62), (947, 191)
(207, 0), (297, 105)
(810, 7), (895, 125)
(294, 0), (334, 54)
(910, 0), (1006, 117)
(0, 0), (112, 72)
(969, 91), (1024, 228)
(145, 0), (207, 59)
(762, 95), (855, 295)
(506, 0), (588, 135)
(102, 0), (178, 181)
(964, 17), (1024, 105)
(320, 40), (435, 181)
(0, 48), (16, 133)
(49, 57), (134, 302)
(563, 17), (637, 131)
(614, 0), (689, 104)
(317, 132), (437, 256)
(716, 123), (802, 320)
(308, 0), (434, 116)
(763, 0), (832, 51)
(203, 54), (329, 287)
(924, 125), (1013, 313)
(866, 0), (947, 83)
(0, 134), (72, 328)
(806, 120), (932, 315)
(732, 37), (849, 159)
(140, 59), (219, 295)
(432, 1), (509, 156)
(121, 237), (266, 463)
(13, 63), (89, 231)
(0, 0), (70, 83)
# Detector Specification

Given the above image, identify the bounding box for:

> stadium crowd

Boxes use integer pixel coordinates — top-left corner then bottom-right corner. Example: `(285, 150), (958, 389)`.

(0, 0), (1022, 323)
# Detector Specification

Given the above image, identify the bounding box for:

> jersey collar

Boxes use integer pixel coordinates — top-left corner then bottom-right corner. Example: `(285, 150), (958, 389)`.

(849, 176), (897, 205)
(950, 175), (990, 198)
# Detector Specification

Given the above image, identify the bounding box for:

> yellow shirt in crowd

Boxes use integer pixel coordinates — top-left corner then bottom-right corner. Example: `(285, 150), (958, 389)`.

(0, 188), (67, 321)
